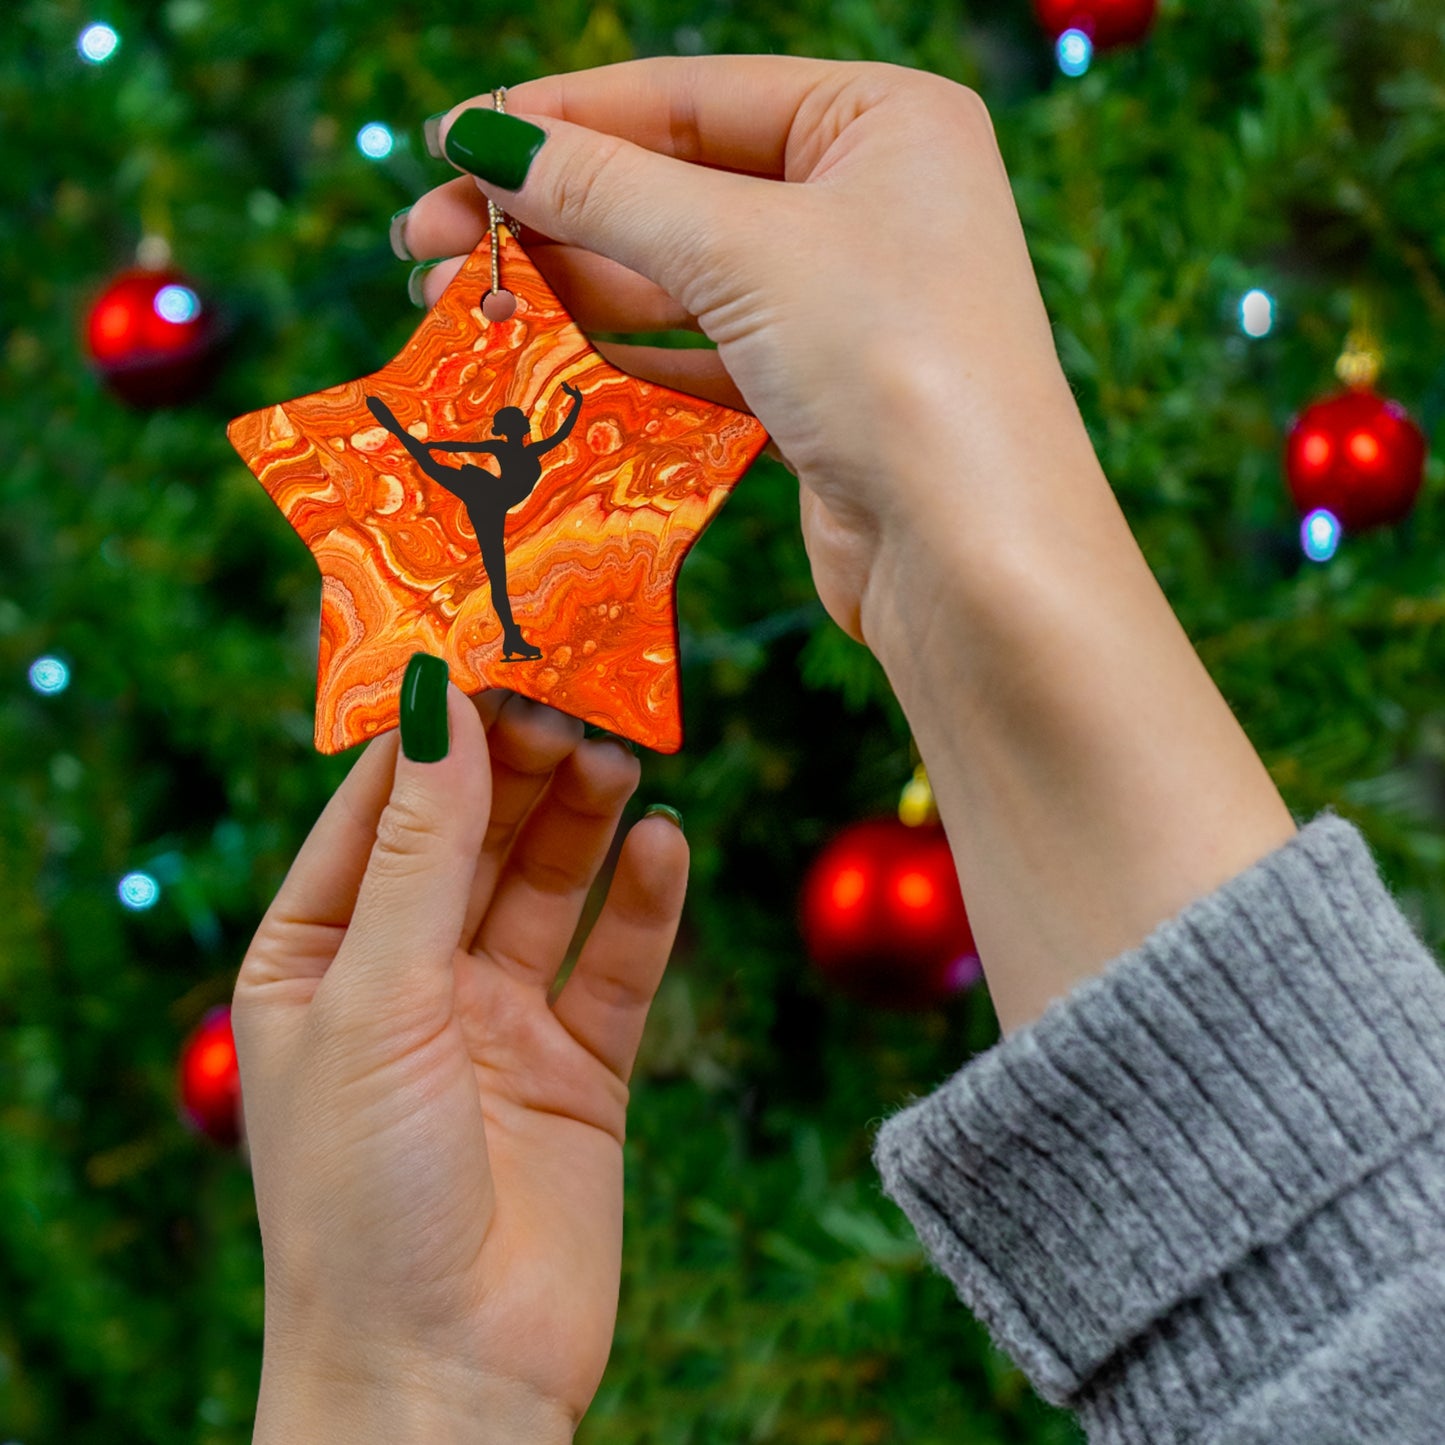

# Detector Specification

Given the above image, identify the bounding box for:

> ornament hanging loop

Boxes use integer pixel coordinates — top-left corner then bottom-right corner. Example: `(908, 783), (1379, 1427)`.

(481, 87), (519, 323)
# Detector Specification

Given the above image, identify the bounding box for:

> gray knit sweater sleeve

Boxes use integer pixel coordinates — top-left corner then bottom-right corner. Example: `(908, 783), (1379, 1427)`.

(871, 809), (1445, 1442)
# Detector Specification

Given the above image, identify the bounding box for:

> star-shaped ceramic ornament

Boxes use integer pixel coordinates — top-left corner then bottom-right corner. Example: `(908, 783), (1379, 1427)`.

(227, 227), (768, 754)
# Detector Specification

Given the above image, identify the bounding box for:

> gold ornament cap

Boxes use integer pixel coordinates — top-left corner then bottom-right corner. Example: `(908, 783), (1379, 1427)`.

(898, 764), (938, 827)
(1335, 332), (1382, 390)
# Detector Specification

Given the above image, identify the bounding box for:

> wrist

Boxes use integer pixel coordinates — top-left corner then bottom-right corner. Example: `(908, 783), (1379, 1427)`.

(254, 1347), (575, 1445)
(854, 382), (1294, 1034)
(856, 357), (1118, 681)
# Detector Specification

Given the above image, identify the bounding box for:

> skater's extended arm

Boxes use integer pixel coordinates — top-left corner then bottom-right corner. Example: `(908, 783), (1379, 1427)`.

(425, 439), (502, 455)
(532, 383), (582, 458)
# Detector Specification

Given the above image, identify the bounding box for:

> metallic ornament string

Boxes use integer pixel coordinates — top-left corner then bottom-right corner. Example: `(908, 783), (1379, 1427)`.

(481, 87), (519, 322)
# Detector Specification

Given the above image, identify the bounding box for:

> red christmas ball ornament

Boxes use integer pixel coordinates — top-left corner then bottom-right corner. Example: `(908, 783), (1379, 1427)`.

(800, 818), (981, 1011)
(1285, 388), (1427, 534)
(1033, 0), (1157, 49)
(85, 266), (219, 406)
(178, 1005), (243, 1148)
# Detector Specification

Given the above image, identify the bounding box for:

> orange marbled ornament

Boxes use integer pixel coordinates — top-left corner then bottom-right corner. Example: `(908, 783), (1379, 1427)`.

(227, 228), (768, 754)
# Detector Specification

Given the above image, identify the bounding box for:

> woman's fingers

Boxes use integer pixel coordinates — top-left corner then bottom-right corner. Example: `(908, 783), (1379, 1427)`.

(524, 245), (701, 333)
(397, 174), (559, 261)
(400, 166), (699, 331)
(410, 235), (700, 335)
(412, 254), (466, 307)
(234, 689), (513, 1006)
(317, 684), (493, 1040)
(433, 102), (767, 316)
(460, 693), (585, 948)
(503, 55), (854, 178)
(237, 733), (399, 989)
(588, 341), (748, 411)
(396, 173), (490, 258)
(550, 812), (689, 1083)
(471, 686), (513, 730)
(409, 254), (737, 403)
(470, 736), (640, 992)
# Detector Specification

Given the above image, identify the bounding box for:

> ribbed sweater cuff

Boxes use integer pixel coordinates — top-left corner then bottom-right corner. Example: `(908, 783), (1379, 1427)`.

(870, 810), (1445, 1410)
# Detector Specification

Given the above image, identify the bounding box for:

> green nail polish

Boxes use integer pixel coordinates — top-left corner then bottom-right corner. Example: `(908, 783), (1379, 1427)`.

(400, 652), (450, 762)
(584, 723), (638, 754)
(407, 260), (440, 308)
(644, 804), (683, 833)
(389, 206), (413, 262)
(423, 112), (446, 160)
(443, 106), (546, 192)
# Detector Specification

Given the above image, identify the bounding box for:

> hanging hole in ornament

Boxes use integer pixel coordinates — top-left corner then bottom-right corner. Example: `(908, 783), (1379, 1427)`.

(482, 289), (517, 322)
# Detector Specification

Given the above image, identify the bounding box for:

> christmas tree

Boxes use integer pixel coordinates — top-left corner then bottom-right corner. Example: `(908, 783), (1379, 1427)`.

(3, 1), (1443, 1440)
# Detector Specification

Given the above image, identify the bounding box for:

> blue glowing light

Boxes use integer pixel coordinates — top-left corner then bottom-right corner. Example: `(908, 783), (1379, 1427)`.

(153, 284), (201, 324)
(1057, 28), (1093, 77)
(28, 657), (70, 695)
(357, 123), (395, 159)
(118, 871), (161, 910)
(78, 22), (120, 64)
(1301, 508), (1341, 563)
(1240, 288), (1275, 338)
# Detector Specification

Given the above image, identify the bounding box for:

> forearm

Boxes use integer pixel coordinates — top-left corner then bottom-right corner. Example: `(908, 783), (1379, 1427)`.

(859, 379), (1296, 1035)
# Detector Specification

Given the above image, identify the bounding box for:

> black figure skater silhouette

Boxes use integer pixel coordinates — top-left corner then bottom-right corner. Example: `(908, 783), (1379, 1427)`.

(365, 386), (583, 660)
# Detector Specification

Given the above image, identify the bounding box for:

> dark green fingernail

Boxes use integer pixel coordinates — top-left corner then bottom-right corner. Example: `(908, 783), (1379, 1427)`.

(585, 723), (638, 754)
(389, 206), (413, 261)
(407, 260), (441, 307)
(443, 106), (546, 192)
(400, 652), (450, 762)
(644, 804), (683, 833)
(423, 112), (447, 160)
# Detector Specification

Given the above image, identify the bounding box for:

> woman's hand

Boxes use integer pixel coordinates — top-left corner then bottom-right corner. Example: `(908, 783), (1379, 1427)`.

(400, 59), (1296, 1037)
(233, 683), (687, 1442)
(401, 56), (1097, 649)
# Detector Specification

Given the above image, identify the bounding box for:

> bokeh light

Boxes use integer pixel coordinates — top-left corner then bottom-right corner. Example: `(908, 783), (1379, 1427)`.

(1057, 29), (1093, 76)
(78, 22), (119, 64)
(356, 122), (394, 159)
(830, 865), (867, 911)
(154, 284), (201, 324)
(28, 657), (70, 695)
(946, 952), (983, 992)
(1348, 430), (1381, 466)
(1240, 288), (1275, 338)
(118, 871), (161, 910)
(895, 870), (936, 911)
(1301, 508), (1341, 563)
(1299, 431), (1331, 471)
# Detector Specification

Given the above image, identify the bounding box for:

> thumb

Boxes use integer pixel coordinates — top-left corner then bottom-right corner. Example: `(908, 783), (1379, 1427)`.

(320, 654), (491, 1032)
(437, 103), (767, 323)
